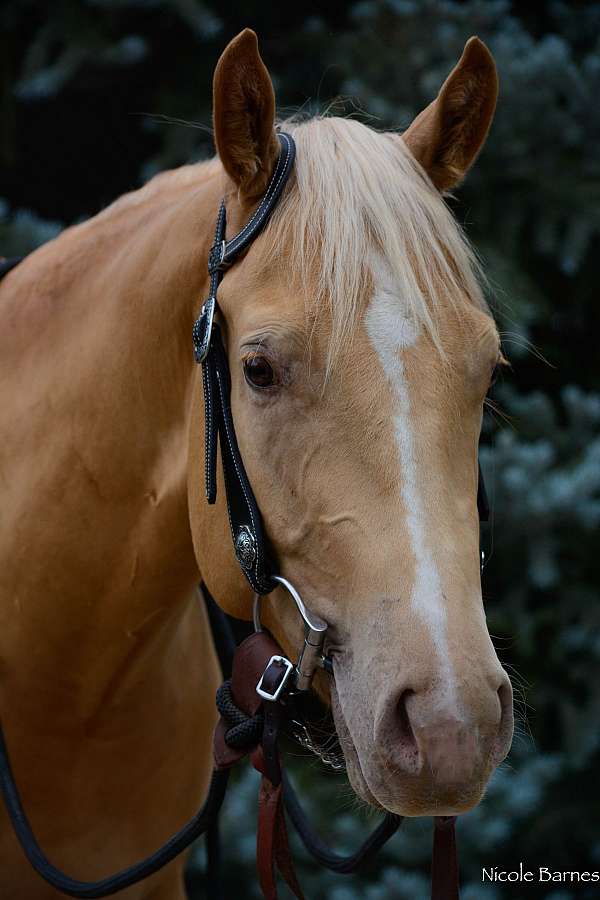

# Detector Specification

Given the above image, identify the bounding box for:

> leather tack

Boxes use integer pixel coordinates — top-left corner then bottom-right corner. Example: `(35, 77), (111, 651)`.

(213, 632), (281, 770)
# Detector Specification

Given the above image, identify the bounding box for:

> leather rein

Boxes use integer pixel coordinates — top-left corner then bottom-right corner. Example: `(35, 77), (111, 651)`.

(0, 132), (490, 898)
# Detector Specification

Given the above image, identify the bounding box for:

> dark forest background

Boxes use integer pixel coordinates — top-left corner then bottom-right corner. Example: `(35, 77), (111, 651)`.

(2, 1), (599, 897)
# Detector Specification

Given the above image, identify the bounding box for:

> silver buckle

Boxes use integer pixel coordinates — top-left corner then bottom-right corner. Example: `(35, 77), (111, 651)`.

(256, 655), (294, 701)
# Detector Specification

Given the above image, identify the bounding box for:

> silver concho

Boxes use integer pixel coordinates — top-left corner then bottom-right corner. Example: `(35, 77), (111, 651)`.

(235, 525), (256, 570)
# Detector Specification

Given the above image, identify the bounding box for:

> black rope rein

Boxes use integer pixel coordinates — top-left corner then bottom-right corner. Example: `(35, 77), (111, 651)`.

(0, 721), (229, 899)
(282, 772), (402, 874)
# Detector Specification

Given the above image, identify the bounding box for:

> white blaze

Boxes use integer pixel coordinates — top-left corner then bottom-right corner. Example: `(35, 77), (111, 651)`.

(365, 257), (458, 708)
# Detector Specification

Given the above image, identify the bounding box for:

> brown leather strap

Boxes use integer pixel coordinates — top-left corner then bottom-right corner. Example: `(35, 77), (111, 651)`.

(256, 772), (279, 900)
(261, 702), (285, 787)
(256, 777), (281, 899)
(256, 753), (305, 900)
(431, 816), (460, 900)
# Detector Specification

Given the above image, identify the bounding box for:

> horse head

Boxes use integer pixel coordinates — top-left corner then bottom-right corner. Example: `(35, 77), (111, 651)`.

(189, 29), (513, 817)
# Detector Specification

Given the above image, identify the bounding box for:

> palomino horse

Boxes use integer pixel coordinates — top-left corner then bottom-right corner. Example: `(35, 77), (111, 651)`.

(0, 28), (513, 900)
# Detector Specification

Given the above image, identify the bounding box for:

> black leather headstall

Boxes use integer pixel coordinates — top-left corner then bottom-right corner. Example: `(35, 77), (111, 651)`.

(192, 131), (296, 595)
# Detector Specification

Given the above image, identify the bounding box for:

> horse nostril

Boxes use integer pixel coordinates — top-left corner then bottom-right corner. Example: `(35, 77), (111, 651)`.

(393, 689), (420, 774)
(397, 689), (414, 740)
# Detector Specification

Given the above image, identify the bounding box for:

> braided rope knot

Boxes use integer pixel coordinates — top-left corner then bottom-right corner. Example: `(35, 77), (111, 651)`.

(216, 680), (264, 751)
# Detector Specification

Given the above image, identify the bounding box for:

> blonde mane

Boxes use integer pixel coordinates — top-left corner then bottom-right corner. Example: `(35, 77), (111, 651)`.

(261, 116), (486, 367)
(92, 115), (486, 373)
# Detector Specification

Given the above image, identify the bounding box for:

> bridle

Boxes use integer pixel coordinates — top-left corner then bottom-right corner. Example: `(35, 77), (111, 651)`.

(0, 131), (490, 899)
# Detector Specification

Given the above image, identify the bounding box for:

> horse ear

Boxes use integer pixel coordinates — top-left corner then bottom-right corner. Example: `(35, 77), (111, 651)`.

(213, 29), (280, 198)
(402, 37), (498, 192)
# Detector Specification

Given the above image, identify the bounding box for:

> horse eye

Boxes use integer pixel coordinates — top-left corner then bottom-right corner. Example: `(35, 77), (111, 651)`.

(243, 355), (275, 388)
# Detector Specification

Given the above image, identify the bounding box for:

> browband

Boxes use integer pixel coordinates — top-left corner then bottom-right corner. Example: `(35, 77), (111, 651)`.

(192, 132), (296, 594)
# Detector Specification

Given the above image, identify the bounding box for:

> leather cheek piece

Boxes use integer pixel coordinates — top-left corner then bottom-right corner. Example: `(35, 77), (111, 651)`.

(202, 325), (276, 595)
(194, 133), (295, 596)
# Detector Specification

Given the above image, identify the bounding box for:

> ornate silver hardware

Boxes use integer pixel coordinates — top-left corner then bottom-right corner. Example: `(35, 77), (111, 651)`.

(192, 296), (216, 364)
(235, 525), (257, 570)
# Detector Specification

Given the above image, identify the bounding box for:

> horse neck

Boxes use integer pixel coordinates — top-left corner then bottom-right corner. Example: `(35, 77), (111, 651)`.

(0, 162), (223, 722)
